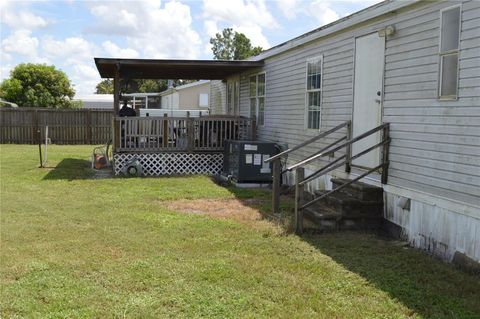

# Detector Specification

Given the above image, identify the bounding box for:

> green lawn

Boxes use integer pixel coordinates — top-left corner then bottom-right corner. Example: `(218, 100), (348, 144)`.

(1, 145), (479, 318)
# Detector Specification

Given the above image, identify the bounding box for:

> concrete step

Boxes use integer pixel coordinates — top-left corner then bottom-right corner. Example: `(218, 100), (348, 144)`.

(331, 178), (383, 201)
(313, 190), (383, 217)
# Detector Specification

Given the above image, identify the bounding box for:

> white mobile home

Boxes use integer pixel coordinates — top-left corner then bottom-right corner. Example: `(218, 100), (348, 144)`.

(210, 0), (480, 264)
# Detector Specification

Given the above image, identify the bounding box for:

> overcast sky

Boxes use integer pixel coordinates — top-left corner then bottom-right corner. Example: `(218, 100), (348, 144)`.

(1, 0), (381, 97)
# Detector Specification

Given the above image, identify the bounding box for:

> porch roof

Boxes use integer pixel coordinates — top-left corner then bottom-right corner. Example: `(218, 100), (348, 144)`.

(94, 58), (264, 79)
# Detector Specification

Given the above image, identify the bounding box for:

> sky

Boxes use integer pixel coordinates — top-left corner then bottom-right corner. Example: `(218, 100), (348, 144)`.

(1, 0), (381, 97)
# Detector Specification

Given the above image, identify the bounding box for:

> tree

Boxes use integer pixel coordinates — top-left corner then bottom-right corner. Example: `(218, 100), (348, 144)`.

(94, 79), (194, 95)
(95, 79), (113, 94)
(0, 63), (75, 108)
(137, 79), (168, 93)
(210, 28), (263, 60)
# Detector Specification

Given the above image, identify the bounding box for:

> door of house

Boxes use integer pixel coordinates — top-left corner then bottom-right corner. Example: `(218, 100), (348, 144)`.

(352, 32), (385, 168)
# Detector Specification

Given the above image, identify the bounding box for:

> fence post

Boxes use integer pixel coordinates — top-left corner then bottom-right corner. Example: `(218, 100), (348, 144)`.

(295, 167), (305, 235)
(272, 158), (281, 215)
(345, 120), (352, 173)
(381, 123), (390, 184)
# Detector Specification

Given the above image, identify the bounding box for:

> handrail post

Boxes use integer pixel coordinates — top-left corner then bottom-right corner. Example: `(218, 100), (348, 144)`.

(163, 113), (168, 148)
(295, 167), (305, 235)
(381, 123), (390, 184)
(272, 158), (281, 215)
(345, 121), (352, 173)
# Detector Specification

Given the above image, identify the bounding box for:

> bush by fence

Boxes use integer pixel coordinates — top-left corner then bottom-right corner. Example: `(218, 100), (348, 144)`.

(0, 108), (113, 145)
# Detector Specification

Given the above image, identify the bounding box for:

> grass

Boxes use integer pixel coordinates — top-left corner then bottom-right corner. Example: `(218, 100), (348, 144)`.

(1, 144), (479, 318)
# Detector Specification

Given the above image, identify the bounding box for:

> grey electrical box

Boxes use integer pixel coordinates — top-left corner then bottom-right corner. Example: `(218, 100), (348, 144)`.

(223, 140), (278, 183)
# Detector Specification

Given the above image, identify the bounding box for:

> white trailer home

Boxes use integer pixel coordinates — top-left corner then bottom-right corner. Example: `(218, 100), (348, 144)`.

(210, 0), (480, 264)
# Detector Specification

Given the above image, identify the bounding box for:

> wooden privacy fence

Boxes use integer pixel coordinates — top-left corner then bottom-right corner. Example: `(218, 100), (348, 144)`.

(0, 108), (113, 145)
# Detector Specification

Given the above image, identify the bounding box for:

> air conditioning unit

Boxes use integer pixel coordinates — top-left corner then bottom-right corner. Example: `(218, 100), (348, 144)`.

(223, 140), (278, 183)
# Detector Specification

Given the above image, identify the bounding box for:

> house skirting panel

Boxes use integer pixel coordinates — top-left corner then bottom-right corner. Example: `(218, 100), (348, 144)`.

(113, 152), (223, 176)
(384, 192), (480, 264)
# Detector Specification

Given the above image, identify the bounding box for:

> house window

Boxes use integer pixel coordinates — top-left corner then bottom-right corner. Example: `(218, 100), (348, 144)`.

(227, 80), (239, 115)
(439, 5), (461, 99)
(306, 57), (323, 129)
(249, 73), (266, 126)
(199, 93), (209, 107)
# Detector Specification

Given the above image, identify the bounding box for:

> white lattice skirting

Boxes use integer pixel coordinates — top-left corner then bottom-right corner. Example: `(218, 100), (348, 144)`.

(113, 153), (224, 176)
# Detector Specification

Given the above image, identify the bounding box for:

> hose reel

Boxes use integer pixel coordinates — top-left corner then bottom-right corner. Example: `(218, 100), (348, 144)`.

(121, 157), (143, 177)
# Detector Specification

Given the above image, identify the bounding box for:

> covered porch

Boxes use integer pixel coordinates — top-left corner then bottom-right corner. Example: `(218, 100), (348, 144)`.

(94, 58), (264, 175)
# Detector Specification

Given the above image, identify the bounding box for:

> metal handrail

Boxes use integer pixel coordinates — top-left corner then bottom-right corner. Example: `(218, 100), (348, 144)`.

(291, 122), (390, 235)
(281, 136), (347, 174)
(287, 122), (388, 171)
(301, 163), (385, 210)
(264, 121), (350, 163)
(299, 138), (390, 186)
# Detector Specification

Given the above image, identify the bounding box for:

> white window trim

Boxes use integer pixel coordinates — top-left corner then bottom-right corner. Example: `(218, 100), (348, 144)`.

(305, 55), (323, 130)
(249, 72), (266, 127)
(438, 4), (462, 101)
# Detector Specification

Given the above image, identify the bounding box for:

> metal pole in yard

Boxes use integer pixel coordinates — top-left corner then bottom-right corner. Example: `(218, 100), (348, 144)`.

(38, 128), (43, 168)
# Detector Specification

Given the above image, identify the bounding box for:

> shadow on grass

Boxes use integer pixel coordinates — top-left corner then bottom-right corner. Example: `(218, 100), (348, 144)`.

(42, 158), (95, 181)
(301, 233), (480, 318)
(220, 181), (480, 318)
(221, 182), (296, 229)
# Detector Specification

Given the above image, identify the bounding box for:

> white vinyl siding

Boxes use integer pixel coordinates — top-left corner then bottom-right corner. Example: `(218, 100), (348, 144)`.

(306, 57), (323, 129)
(235, 0), (479, 207)
(439, 5), (462, 99)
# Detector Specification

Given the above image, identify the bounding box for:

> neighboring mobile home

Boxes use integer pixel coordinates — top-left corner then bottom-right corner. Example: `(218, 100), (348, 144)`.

(210, 0), (480, 263)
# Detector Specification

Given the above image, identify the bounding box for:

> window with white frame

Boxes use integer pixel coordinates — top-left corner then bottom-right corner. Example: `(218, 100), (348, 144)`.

(306, 57), (323, 129)
(249, 73), (265, 126)
(227, 80), (239, 115)
(439, 5), (461, 99)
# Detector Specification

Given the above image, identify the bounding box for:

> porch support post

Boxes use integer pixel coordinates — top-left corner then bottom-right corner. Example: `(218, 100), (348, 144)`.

(113, 63), (121, 115)
(163, 113), (169, 148)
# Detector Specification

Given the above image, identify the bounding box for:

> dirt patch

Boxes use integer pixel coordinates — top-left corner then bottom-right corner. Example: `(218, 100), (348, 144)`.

(165, 198), (268, 224)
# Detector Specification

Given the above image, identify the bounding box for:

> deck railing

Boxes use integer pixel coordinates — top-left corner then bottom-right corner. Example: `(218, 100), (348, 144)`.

(113, 115), (255, 152)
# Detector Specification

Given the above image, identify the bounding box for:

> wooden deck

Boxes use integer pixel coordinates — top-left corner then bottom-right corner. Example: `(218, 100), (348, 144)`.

(113, 115), (255, 153)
